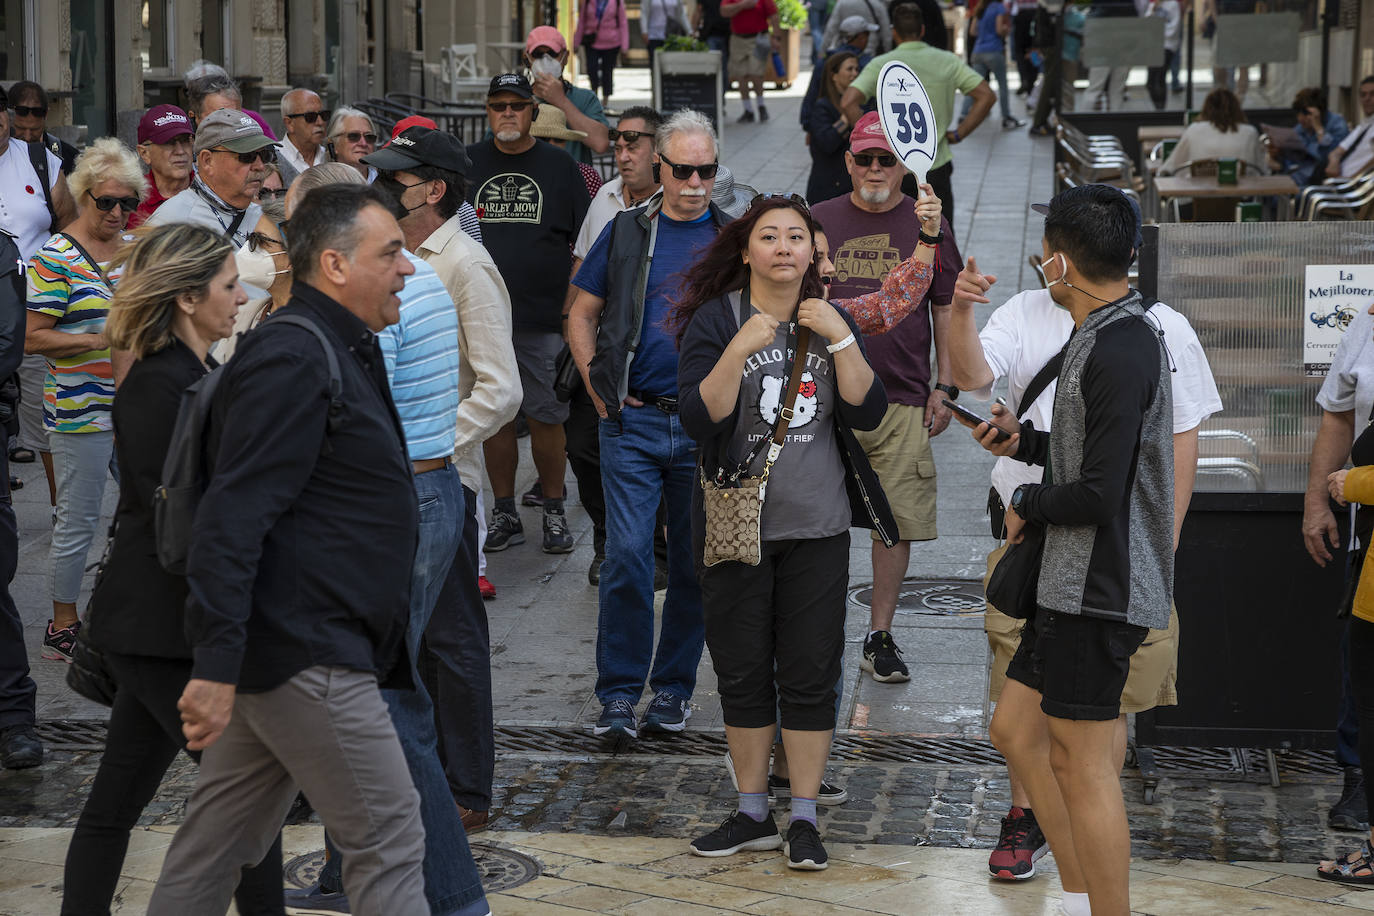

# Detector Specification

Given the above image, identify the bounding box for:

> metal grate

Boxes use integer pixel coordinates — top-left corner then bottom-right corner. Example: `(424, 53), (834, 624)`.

(847, 578), (987, 618)
(284, 842), (541, 893)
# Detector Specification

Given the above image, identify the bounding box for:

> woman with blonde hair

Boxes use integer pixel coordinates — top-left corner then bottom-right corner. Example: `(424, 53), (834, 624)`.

(58, 223), (287, 916)
(25, 137), (144, 663)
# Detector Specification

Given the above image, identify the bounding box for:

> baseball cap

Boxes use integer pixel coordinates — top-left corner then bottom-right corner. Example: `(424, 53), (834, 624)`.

(363, 126), (472, 176)
(1031, 186), (1143, 250)
(392, 115), (438, 139)
(138, 104), (193, 145)
(192, 108), (278, 155)
(488, 73), (535, 100)
(840, 15), (880, 37)
(525, 25), (567, 56)
(849, 111), (894, 154)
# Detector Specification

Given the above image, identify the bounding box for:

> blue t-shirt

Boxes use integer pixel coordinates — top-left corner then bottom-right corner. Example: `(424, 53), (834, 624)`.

(972, 2), (1006, 54)
(576, 209), (718, 396)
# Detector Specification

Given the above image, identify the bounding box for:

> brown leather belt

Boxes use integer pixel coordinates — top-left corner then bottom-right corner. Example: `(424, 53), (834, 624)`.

(413, 456), (453, 475)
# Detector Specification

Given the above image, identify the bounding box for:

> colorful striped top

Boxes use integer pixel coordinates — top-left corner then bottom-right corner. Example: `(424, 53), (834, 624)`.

(26, 234), (119, 433)
(377, 251), (461, 460)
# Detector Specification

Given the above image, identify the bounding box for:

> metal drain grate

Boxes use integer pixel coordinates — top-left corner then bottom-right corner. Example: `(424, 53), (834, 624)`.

(35, 719), (110, 752)
(284, 842), (541, 893)
(848, 577), (987, 617)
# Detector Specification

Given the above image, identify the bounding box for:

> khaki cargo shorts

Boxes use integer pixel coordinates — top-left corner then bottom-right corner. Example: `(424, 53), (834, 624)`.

(983, 542), (1179, 713)
(852, 403), (937, 542)
(729, 33), (771, 79)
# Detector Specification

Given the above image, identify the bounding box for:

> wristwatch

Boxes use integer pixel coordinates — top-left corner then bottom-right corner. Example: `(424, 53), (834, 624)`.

(933, 382), (959, 400)
(1010, 484), (1030, 515)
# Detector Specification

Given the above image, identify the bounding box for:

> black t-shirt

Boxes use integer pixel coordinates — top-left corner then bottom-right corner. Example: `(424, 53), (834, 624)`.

(698, 0), (732, 38)
(465, 139), (591, 332)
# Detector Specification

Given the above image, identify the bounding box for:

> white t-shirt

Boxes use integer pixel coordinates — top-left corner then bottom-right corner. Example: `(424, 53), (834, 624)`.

(976, 288), (1223, 505)
(1337, 117), (1374, 179)
(574, 176), (631, 261)
(1318, 305), (1374, 425)
(0, 139), (63, 262)
(1160, 121), (1267, 175)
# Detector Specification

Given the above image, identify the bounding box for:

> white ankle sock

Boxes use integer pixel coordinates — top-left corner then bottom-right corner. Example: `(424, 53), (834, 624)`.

(742, 98), (755, 113)
(1060, 891), (1090, 916)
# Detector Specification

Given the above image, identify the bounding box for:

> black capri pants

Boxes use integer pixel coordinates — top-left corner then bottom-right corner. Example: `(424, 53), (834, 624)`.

(700, 531), (850, 731)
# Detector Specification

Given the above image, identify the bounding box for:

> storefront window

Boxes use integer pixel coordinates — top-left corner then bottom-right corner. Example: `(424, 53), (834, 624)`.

(141, 0), (171, 72)
(69, 0), (113, 135)
(0, 0), (28, 81)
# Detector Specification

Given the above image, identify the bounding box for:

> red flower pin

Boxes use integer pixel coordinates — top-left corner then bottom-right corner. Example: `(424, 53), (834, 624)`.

(24, 185), (34, 195)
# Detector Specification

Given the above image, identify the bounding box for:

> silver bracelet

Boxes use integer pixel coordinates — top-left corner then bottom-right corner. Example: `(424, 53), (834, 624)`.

(826, 333), (856, 354)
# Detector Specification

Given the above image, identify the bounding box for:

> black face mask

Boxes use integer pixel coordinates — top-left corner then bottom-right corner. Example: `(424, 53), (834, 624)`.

(374, 175), (426, 218)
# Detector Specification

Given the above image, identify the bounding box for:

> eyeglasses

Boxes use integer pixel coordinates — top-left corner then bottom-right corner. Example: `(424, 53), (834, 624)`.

(659, 155), (719, 181)
(12, 105), (46, 118)
(284, 109), (331, 124)
(609, 129), (654, 145)
(245, 230), (287, 252)
(487, 101), (533, 113)
(852, 152), (898, 168)
(748, 191), (810, 214)
(86, 190), (139, 213)
(213, 147), (277, 166)
(528, 48), (560, 60)
(336, 131), (377, 145)
(257, 186), (289, 201)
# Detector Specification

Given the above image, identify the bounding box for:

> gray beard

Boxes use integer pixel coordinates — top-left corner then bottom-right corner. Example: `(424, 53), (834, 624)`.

(858, 186), (892, 205)
(496, 130), (522, 142)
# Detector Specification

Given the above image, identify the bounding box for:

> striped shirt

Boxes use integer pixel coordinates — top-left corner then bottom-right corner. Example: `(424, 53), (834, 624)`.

(26, 234), (119, 433)
(378, 251), (462, 460)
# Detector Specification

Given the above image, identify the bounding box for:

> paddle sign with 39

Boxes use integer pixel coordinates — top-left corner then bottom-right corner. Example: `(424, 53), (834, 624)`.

(875, 61), (938, 185)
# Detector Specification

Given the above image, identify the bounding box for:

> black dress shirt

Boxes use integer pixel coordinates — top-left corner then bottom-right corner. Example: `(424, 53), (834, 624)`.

(185, 282), (418, 692)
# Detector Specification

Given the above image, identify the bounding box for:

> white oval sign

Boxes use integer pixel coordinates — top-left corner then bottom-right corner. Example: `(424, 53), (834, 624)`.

(875, 61), (938, 185)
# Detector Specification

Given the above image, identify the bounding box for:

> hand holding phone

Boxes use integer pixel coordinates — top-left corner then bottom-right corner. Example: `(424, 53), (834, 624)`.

(943, 397), (1011, 443)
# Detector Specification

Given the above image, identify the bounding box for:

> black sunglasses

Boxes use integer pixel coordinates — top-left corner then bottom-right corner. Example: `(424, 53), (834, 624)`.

(659, 155), (719, 181)
(213, 147), (277, 166)
(528, 49), (560, 60)
(337, 131), (377, 145)
(12, 105), (46, 118)
(245, 230), (287, 252)
(749, 191), (811, 214)
(852, 152), (898, 168)
(86, 190), (139, 213)
(257, 186), (289, 201)
(609, 128), (654, 145)
(284, 109), (331, 124)
(487, 100), (533, 113)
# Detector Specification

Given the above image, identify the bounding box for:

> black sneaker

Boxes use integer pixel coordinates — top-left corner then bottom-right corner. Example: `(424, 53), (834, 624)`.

(42, 619), (80, 663)
(589, 553), (605, 585)
(282, 883), (350, 913)
(0, 725), (42, 769)
(988, 806), (1049, 880)
(758, 104), (770, 122)
(737, 110), (755, 124)
(594, 698), (638, 738)
(690, 811), (782, 857)
(542, 506), (574, 554)
(1002, 116), (1026, 129)
(784, 819), (828, 870)
(521, 480), (544, 507)
(641, 691), (691, 733)
(768, 772), (849, 806)
(1331, 766), (1370, 831)
(486, 507), (525, 551)
(861, 630), (910, 683)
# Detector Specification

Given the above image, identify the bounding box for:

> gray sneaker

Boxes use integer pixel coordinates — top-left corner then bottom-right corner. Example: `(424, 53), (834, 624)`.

(486, 507), (525, 551)
(542, 506), (573, 554)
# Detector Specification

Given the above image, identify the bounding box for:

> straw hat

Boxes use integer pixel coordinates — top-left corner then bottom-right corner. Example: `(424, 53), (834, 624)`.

(531, 106), (588, 142)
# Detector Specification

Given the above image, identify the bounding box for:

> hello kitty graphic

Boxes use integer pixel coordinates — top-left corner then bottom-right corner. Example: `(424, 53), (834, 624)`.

(758, 371), (820, 428)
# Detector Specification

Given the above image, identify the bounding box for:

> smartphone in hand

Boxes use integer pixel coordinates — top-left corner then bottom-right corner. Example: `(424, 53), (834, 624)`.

(943, 397), (1011, 443)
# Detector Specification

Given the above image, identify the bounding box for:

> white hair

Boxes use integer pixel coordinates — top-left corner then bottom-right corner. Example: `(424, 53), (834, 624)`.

(281, 87), (321, 117)
(70, 137), (149, 204)
(655, 109), (718, 161)
(326, 106), (377, 141)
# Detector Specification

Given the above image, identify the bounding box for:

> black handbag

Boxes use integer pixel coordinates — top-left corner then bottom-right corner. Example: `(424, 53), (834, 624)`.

(985, 521), (1046, 620)
(65, 520), (119, 706)
(553, 343), (581, 402)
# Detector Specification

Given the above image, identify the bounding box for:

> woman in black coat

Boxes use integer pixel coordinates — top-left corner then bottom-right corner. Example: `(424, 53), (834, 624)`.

(806, 52), (860, 205)
(59, 223), (285, 916)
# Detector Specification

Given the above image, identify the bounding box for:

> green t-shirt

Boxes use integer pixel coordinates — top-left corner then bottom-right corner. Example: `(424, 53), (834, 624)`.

(562, 84), (609, 165)
(850, 41), (985, 171)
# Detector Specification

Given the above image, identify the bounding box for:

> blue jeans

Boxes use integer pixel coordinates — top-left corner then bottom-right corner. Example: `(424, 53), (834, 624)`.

(967, 50), (1013, 121)
(322, 465), (488, 916)
(595, 406), (705, 705)
(706, 34), (730, 93)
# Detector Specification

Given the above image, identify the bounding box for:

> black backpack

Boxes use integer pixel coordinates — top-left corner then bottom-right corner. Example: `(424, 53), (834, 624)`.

(153, 315), (345, 574)
(27, 140), (57, 236)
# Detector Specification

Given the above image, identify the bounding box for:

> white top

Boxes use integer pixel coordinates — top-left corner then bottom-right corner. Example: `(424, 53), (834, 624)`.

(574, 175), (635, 260)
(1148, 0), (1181, 52)
(975, 288), (1223, 505)
(279, 137), (327, 177)
(641, 0), (685, 41)
(1338, 117), (1374, 179)
(0, 139), (63, 261)
(1160, 121), (1267, 175)
(1318, 305), (1374, 425)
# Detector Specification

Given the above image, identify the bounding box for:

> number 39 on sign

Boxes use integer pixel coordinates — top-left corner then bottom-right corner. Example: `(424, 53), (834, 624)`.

(875, 61), (939, 185)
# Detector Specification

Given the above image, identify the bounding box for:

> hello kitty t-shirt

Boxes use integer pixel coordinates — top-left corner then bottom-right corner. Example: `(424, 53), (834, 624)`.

(728, 317), (852, 542)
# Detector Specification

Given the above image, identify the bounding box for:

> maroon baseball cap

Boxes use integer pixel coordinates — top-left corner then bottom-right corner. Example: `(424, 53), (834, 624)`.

(849, 111), (893, 155)
(138, 104), (193, 145)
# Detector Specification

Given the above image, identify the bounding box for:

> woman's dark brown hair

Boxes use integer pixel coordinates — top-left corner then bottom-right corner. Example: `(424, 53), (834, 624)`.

(1201, 88), (1246, 133)
(822, 52), (858, 111)
(667, 197), (826, 345)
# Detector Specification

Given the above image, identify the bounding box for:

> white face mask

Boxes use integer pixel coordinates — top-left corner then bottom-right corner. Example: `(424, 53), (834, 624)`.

(530, 57), (562, 80)
(235, 242), (290, 291)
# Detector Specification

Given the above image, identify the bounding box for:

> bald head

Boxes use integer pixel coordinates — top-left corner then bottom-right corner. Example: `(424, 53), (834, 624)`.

(282, 88), (327, 157)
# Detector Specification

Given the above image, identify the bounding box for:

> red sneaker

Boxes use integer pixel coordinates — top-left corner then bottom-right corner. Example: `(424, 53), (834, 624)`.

(478, 576), (496, 600)
(988, 806), (1049, 880)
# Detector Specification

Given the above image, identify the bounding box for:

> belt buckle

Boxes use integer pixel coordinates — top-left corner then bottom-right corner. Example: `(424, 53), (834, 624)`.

(656, 396), (678, 414)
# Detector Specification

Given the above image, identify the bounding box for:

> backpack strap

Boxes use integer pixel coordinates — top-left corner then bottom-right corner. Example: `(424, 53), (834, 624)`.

(269, 314), (345, 435)
(27, 140), (56, 235)
(1016, 340), (1068, 421)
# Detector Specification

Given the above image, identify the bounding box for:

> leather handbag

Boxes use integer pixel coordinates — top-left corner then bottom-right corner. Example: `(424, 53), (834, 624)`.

(553, 343), (581, 402)
(701, 291), (810, 567)
(985, 521), (1046, 620)
(65, 521), (118, 707)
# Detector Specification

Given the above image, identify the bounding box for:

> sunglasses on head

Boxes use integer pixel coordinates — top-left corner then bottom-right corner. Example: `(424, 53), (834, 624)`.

(12, 105), (46, 118)
(748, 191), (811, 214)
(86, 190), (139, 213)
(852, 151), (898, 168)
(487, 100), (533, 113)
(257, 186), (288, 201)
(213, 147), (277, 166)
(245, 230), (286, 252)
(337, 131), (377, 145)
(659, 155), (718, 181)
(285, 109), (331, 124)
(609, 128), (654, 145)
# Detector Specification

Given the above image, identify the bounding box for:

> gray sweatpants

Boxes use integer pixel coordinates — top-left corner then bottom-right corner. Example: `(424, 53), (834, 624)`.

(147, 666), (428, 916)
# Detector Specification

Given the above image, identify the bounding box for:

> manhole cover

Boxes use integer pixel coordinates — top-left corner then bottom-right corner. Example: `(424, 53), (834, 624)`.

(848, 577), (986, 616)
(283, 842), (541, 893)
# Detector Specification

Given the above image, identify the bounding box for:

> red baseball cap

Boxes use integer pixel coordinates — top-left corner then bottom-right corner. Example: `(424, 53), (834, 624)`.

(138, 104), (193, 145)
(525, 25), (567, 56)
(849, 111), (893, 155)
(393, 115), (438, 139)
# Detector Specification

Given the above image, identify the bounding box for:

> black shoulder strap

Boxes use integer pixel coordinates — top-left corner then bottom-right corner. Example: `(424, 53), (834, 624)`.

(269, 314), (344, 433)
(57, 233), (110, 288)
(27, 140), (56, 235)
(1017, 341), (1069, 421)
(223, 208), (247, 242)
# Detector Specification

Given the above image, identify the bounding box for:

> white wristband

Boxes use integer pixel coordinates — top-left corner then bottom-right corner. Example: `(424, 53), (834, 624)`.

(826, 333), (856, 354)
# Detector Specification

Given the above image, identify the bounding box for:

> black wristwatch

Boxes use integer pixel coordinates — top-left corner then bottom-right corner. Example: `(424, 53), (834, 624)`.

(1010, 484), (1030, 515)
(918, 228), (943, 246)
(933, 382), (959, 400)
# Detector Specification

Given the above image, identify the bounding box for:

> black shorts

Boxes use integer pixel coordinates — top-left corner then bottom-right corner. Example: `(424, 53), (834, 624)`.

(1005, 606), (1148, 721)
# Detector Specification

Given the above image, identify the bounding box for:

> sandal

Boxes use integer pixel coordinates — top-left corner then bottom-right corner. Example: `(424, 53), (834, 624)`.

(1318, 841), (1374, 884)
(7, 446), (34, 463)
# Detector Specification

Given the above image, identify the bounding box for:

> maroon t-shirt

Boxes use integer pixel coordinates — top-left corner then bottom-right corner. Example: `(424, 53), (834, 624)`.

(811, 194), (961, 407)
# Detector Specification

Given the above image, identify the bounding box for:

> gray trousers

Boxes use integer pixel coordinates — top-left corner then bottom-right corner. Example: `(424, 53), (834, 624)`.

(14, 355), (47, 454)
(147, 666), (428, 916)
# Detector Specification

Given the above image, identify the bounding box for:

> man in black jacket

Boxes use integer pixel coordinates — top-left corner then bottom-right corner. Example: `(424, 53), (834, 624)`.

(147, 186), (432, 916)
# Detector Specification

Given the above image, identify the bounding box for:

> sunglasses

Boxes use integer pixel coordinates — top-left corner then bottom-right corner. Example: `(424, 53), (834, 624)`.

(86, 190), (139, 213)
(609, 128), (654, 145)
(337, 131), (377, 145)
(245, 230), (287, 252)
(659, 155), (719, 181)
(12, 105), (46, 118)
(852, 152), (898, 168)
(487, 101), (533, 113)
(213, 147), (277, 166)
(528, 48), (560, 60)
(748, 191), (811, 214)
(257, 186), (289, 201)
(284, 109), (331, 124)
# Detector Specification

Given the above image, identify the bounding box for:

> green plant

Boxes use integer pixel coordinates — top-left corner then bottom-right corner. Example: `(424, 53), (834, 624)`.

(663, 34), (708, 52)
(776, 0), (808, 31)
